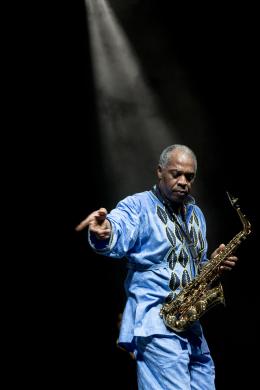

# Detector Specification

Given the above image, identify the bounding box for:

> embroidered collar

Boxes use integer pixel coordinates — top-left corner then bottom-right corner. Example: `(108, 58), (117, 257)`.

(151, 184), (195, 213)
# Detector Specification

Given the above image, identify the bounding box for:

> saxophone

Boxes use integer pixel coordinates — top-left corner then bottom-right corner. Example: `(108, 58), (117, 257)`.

(160, 192), (251, 332)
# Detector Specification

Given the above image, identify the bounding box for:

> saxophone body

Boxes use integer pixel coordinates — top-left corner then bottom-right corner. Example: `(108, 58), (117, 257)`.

(160, 192), (251, 332)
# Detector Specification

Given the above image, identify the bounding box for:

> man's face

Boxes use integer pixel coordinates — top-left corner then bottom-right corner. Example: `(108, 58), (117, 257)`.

(157, 149), (196, 203)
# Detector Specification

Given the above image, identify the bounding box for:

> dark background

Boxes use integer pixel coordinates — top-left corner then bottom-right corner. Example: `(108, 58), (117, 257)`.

(32, 1), (258, 388)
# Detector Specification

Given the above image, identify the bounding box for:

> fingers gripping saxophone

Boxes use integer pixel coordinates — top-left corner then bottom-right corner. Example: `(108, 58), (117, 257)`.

(160, 192), (252, 332)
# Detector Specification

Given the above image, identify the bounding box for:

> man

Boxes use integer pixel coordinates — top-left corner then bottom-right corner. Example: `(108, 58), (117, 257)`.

(76, 144), (238, 389)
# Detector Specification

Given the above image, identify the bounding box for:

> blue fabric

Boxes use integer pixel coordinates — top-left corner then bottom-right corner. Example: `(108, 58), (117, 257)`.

(88, 189), (209, 349)
(135, 334), (215, 390)
(88, 189), (216, 387)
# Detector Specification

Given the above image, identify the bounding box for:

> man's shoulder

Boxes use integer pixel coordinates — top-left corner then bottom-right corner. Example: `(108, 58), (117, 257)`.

(118, 190), (153, 209)
(122, 190), (152, 203)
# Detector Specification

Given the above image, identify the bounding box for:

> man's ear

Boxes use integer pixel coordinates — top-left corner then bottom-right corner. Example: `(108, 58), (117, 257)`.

(157, 165), (162, 179)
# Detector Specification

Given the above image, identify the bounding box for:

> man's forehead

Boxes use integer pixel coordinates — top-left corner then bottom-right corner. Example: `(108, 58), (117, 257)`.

(167, 151), (195, 169)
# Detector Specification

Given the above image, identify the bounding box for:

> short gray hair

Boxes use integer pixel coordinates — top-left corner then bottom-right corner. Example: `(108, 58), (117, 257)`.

(158, 144), (197, 172)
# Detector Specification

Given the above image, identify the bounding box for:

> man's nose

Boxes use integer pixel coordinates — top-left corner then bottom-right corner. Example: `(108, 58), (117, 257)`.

(178, 175), (188, 186)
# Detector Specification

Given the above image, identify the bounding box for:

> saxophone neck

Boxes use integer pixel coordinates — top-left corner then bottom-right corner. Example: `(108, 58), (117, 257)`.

(236, 207), (251, 236)
(226, 191), (251, 236)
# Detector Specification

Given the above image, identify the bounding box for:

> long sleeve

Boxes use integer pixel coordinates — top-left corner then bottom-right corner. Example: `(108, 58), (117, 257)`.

(88, 195), (141, 258)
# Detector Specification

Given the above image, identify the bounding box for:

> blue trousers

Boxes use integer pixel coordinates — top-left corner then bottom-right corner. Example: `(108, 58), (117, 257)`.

(135, 334), (215, 390)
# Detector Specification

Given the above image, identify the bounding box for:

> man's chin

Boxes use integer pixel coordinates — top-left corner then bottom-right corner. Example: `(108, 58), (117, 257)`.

(172, 192), (187, 203)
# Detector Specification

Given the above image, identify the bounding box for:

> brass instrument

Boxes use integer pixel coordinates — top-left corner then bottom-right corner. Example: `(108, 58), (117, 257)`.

(160, 192), (251, 332)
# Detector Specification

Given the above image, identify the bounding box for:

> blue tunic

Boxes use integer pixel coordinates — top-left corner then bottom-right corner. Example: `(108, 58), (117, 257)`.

(88, 188), (209, 351)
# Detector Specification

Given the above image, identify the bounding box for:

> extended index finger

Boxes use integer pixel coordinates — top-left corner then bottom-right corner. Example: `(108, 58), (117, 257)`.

(75, 208), (108, 232)
(75, 215), (93, 232)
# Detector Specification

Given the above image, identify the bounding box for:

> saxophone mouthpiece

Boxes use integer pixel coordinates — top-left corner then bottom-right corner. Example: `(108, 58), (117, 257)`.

(226, 191), (240, 209)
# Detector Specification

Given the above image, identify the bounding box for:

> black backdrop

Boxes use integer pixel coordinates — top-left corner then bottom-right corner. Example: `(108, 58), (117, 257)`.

(37, 1), (258, 388)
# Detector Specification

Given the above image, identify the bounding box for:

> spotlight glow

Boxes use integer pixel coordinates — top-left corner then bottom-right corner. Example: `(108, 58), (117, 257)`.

(85, 0), (180, 201)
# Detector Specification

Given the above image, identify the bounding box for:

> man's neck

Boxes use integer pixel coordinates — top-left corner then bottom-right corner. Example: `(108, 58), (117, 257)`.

(155, 185), (184, 216)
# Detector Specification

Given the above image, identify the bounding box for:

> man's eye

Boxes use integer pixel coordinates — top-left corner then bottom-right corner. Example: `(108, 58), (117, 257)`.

(186, 174), (194, 182)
